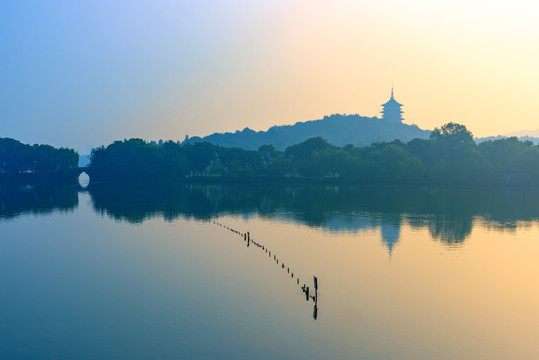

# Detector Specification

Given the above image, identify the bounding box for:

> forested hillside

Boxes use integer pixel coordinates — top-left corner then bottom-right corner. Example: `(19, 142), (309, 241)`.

(183, 114), (430, 150)
(89, 123), (539, 185)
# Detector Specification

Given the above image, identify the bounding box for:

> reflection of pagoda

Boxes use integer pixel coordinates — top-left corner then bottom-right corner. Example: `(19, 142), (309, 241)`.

(380, 216), (401, 259)
(381, 87), (404, 123)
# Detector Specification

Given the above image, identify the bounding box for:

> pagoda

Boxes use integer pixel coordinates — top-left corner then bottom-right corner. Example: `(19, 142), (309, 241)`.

(381, 87), (404, 123)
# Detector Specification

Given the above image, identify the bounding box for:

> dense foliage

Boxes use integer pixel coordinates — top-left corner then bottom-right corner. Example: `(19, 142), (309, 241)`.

(89, 123), (539, 185)
(0, 138), (79, 174)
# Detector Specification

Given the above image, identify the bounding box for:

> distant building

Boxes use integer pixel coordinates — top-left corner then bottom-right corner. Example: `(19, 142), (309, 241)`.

(381, 87), (404, 123)
(504, 167), (524, 185)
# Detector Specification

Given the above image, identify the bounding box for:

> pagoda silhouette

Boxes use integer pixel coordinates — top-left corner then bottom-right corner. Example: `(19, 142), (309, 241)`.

(381, 87), (404, 123)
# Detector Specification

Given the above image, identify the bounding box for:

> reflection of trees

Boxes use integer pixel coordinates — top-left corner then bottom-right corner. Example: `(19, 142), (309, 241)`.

(87, 184), (539, 247)
(0, 183), (78, 220)
(427, 215), (473, 246)
(5, 180), (538, 250)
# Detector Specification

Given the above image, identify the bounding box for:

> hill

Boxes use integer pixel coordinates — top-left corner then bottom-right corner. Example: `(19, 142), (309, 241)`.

(183, 114), (430, 150)
(476, 135), (539, 145)
(505, 129), (539, 138)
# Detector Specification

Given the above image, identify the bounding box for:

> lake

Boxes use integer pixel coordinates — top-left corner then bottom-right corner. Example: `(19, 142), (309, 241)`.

(1, 183), (538, 359)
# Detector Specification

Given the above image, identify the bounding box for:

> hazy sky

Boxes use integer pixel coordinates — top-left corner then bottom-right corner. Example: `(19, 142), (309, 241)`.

(2, 0), (539, 152)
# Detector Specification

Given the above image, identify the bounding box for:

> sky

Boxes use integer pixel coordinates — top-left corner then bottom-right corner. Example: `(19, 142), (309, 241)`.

(1, 0), (539, 153)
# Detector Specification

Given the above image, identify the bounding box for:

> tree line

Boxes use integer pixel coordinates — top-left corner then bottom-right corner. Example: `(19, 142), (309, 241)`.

(0, 138), (79, 175)
(88, 122), (539, 185)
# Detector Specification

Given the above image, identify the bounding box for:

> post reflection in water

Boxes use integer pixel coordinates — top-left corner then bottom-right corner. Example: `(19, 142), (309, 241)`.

(83, 183), (539, 328)
(209, 218), (319, 319)
(3, 183), (539, 359)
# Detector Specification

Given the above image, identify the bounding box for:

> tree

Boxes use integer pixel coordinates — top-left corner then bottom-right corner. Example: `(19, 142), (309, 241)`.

(182, 142), (219, 174)
(0, 138), (78, 174)
(430, 122), (474, 145)
(478, 137), (533, 173)
(428, 123), (477, 173)
(285, 137), (336, 160)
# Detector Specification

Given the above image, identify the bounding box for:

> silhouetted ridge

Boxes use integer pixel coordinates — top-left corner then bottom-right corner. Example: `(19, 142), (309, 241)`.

(184, 114), (430, 150)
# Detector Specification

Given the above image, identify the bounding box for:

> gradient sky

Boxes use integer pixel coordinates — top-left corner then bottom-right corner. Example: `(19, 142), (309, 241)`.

(2, 0), (539, 153)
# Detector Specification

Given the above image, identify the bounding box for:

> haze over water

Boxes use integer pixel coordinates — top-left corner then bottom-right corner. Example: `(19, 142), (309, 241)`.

(1, 184), (538, 359)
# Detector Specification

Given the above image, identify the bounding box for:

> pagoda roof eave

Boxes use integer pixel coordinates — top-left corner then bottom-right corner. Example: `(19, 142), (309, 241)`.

(381, 98), (403, 106)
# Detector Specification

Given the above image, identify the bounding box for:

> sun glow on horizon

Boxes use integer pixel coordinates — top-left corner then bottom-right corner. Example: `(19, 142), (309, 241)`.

(2, 0), (539, 150)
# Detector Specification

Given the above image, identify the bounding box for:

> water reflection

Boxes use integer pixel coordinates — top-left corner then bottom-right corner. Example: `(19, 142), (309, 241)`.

(210, 218), (320, 320)
(381, 215), (401, 257)
(87, 184), (539, 249)
(3, 182), (539, 358)
(0, 183), (78, 220)
(4, 182), (539, 250)
(427, 215), (472, 246)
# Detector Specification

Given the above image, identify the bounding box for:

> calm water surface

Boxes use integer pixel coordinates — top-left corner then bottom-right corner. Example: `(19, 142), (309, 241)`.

(1, 184), (538, 359)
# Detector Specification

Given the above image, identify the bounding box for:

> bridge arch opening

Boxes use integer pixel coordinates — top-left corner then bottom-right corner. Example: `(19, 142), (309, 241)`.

(78, 172), (90, 188)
